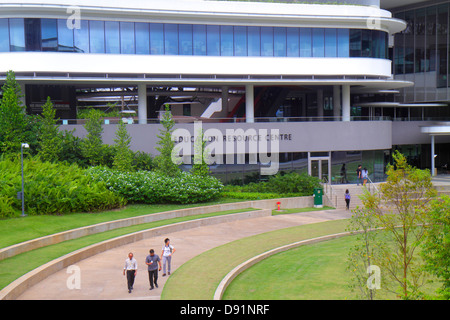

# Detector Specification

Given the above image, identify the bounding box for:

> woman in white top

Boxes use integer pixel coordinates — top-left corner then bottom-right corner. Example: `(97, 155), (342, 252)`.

(161, 238), (176, 276)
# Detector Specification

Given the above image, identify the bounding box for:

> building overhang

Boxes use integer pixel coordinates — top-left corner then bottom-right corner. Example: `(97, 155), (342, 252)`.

(421, 123), (450, 136)
(0, 0), (406, 34)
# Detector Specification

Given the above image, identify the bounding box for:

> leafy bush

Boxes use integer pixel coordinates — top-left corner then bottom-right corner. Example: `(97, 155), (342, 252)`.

(223, 172), (321, 197)
(87, 167), (224, 204)
(0, 158), (126, 217)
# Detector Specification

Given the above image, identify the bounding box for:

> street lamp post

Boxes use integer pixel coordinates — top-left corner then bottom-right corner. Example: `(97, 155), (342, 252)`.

(21, 143), (29, 217)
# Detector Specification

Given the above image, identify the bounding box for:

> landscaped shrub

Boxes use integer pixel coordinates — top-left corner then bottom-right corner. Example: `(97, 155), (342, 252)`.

(223, 172), (321, 197)
(0, 157), (126, 217)
(86, 167), (224, 204)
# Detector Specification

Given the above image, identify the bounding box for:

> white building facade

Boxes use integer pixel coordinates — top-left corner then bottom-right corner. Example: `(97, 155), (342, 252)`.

(0, 0), (448, 183)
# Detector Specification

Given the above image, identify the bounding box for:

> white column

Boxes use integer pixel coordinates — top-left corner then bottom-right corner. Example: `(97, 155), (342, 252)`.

(342, 85), (351, 122)
(138, 83), (147, 124)
(245, 84), (254, 123)
(333, 85), (341, 121)
(431, 135), (436, 176)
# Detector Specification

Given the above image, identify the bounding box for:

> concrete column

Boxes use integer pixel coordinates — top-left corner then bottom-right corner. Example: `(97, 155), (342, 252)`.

(431, 135), (436, 176)
(317, 89), (323, 119)
(222, 86), (229, 113)
(245, 84), (254, 123)
(342, 85), (351, 122)
(333, 85), (341, 121)
(138, 83), (147, 124)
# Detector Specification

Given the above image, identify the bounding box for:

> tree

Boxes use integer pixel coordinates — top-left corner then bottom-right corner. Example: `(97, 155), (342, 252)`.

(191, 128), (210, 177)
(80, 109), (104, 166)
(112, 120), (134, 172)
(154, 104), (180, 176)
(347, 189), (382, 300)
(0, 70), (28, 154)
(38, 96), (62, 162)
(422, 195), (450, 299)
(376, 151), (437, 299)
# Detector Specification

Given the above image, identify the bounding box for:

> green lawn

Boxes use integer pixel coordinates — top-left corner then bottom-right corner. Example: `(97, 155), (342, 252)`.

(0, 207), (254, 290)
(272, 206), (334, 215)
(161, 219), (349, 300)
(0, 198), (244, 248)
(223, 235), (357, 300)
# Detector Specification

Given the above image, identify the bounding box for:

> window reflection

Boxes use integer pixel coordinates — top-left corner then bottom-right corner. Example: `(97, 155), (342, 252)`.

(0, 18), (389, 60)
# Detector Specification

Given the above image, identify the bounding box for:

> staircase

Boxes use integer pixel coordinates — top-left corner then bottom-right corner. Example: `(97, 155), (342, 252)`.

(323, 182), (381, 211)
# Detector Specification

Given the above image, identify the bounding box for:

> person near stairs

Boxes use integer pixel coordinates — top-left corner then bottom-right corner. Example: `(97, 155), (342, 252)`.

(345, 189), (351, 210)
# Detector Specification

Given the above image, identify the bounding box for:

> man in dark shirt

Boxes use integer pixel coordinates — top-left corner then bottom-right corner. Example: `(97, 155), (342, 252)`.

(145, 249), (161, 290)
(356, 165), (362, 186)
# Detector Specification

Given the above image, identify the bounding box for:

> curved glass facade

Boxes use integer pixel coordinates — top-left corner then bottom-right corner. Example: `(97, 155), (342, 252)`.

(0, 18), (388, 59)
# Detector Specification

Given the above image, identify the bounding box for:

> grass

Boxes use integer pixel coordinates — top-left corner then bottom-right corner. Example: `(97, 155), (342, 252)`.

(161, 219), (349, 300)
(0, 198), (244, 249)
(272, 206), (334, 215)
(0, 207), (254, 290)
(223, 235), (357, 300)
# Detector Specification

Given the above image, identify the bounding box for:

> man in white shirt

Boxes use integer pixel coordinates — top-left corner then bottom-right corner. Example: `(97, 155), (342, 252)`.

(161, 238), (176, 276)
(123, 252), (137, 293)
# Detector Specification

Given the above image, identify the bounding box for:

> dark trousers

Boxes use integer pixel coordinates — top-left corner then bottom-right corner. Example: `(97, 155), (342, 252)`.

(148, 269), (158, 288)
(126, 270), (136, 290)
(345, 199), (350, 210)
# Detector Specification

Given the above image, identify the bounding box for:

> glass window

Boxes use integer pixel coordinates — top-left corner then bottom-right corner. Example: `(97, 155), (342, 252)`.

(179, 24), (193, 55)
(164, 24), (178, 55)
(105, 21), (120, 54)
(300, 28), (312, 57)
(337, 29), (349, 57)
(121, 22), (135, 54)
(324, 28), (337, 57)
(234, 26), (247, 56)
(261, 27), (274, 56)
(404, 10), (415, 73)
(0, 19), (9, 52)
(349, 29), (361, 57)
(220, 25), (233, 56)
(150, 23), (164, 55)
(24, 18), (40, 51)
(312, 28), (324, 57)
(193, 24), (206, 55)
(248, 26), (260, 56)
(89, 20), (105, 53)
(287, 27), (299, 57)
(41, 19), (57, 51)
(74, 20), (89, 53)
(437, 4), (448, 87)
(9, 18), (25, 52)
(57, 19), (74, 52)
(426, 6), (437, 72)
(274, 27), (286, 57)
(135, 22), (150, 55)
(207, 25), (220, 56)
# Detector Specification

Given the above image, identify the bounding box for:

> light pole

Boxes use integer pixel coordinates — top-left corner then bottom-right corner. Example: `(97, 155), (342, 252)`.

(21, 143), (29, 217)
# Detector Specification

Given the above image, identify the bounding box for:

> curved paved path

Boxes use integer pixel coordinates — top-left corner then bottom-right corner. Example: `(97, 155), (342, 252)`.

(17, 209), (351, 300)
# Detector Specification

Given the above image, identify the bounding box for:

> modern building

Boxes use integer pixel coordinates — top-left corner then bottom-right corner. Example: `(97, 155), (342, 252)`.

(0, 0), (449, 184)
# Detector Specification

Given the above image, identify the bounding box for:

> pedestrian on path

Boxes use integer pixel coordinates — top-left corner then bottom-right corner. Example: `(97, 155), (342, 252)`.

(161, 238), (176, 276)
(362, 167), (369, 186)
(145, 249), (161, 290)
(356, 165), (362, 186)
(123, 252), (137, 293)
(345, 189), (351, 210)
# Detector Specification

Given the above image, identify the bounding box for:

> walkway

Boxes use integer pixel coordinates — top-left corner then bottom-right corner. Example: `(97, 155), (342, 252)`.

(16, 209), (351, 300)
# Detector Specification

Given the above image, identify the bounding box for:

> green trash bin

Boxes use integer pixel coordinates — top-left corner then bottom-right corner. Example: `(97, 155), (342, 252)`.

(313, 188), (323, 208)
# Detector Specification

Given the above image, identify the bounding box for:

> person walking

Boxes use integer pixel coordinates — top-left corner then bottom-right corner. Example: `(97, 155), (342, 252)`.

(145, 249), (161, 290)
(340, 163), (348, 184)
(161, 238), (176, 276)
(123, 252), (137, 293)
(344, 189), (351, 210)
(356, 165), (362, 186)
(362, 167), (369, 186)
